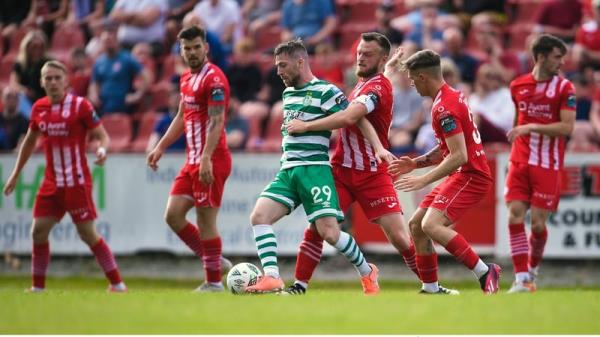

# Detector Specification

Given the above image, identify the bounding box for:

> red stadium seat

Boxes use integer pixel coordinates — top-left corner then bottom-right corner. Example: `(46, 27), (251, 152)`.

(337, 23), (372, 50)
(6, 25), (31, 58)
(130, 111), (159, 152)
(50, 24), (86, 62)
(0, 54), (16, 88)
(255, 26), (282, 52)
(101, 113), (133, 152)
(149, 82), (171, 111)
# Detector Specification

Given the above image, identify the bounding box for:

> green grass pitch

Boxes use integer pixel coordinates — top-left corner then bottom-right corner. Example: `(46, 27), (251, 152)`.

(1, 276), (599, 334)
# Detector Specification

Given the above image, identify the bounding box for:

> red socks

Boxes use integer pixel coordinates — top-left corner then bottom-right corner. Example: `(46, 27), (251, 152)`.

(509, 223), (529, 273)
(32, 242), (50, 289)
(529, 227), (548, 269)
(201, 237), (222, 283)
(295, 227), (323, 283)
(401, 243), (419, 278)
(177, 223), (204, 258)
(91, 238), (122, 285)
(444, 234), (480, 270)
(416, 254), (438, 283)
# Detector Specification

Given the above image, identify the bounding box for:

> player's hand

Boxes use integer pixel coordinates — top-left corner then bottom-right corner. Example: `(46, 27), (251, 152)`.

(147, 147), (164, 171)
(394, 175), (427, 192)
(3, 173), (18, 196)
(285, 119), (308, 135)
(199, 156), (214, 185)
(506, 124), (532, 143)
(385, 47), (405, 72)
(94, 147), (107, 166)
(388, 156), (416, 177)
(374, 147), (397, 164)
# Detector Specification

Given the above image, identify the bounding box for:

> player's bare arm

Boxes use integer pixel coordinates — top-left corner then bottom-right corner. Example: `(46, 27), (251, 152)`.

(286, 100), (367, 134)
(383, 46), (404, 79)
(356, 117), (396, 164)
(88, 124), (110, 166)
(507, 109), (576, 142)
(199, 104), (226, 185)
(147, 101), (185, 171)
(389, 145), (441, 177)
(395, 134), (467, 191)
(3, 128), (41, 196)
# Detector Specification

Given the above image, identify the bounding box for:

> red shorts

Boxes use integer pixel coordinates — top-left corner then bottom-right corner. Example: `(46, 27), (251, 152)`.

(170, 156), (232, 208)
(333, 165), (402, 221)
(505, 161), (561, 211)
(33, 184), (97, 224)
(420, 172), (492, 222)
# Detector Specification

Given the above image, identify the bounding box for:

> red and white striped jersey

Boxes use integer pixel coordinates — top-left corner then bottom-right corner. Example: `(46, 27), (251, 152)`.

(509, 73), (576, 170)
(180, 62), (230, 167)
(331, 73), (393, 172)
(29, 94), (100, 192)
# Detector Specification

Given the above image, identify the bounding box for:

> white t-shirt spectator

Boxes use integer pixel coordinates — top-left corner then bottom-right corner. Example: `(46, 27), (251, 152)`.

(193, 0), (242, 44)
(468, 87), (516, 133)
(113, 0), (168, 45)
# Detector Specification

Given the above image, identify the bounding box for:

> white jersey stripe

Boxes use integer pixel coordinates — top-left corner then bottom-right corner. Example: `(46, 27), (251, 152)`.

(283, 135), (329, 147)
(528, 132), (540, 166)
(540, 135), (550, 169)
(186, 121), (196, 165)
(193, 120), (202, 164)
(52, 145), (65, 187)
(74, 144), (85, 184)
(62, 144), (74, 187)
(349, 132), (364, 170)
(192, 63), (210, 92)
(340, 129), (352, 168)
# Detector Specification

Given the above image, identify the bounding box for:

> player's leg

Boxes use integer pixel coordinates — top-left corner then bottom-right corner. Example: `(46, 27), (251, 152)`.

(75, 220), (126, 292)
(528, 206), (551, 283)
(421, 208), (500, 294)
(194, 206), (226, 292)
(289, 167), (351, 294)
(375, 213), (418, 277)
(245, 196), (290, 293)
(506, 200), (535, 292)
(408, 208), (440, 293)
(314, 215), (379, 295)
(505, 161), (534, 291)
(29, 216), (59, 292)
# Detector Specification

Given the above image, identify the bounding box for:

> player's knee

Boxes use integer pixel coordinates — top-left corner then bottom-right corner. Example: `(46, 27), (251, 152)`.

(408, 218), (423, 237)
(164, 210), (185, 229)
(530, 216), (546, 232)
(76, 225), (98, 245)
(420, 220), (438, 237)
(250, 208), (270, 225)
(508, 204), (527, 223)
(30, 226), (49, 242)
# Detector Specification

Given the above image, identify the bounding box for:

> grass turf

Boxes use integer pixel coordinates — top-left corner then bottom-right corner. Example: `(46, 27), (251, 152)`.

(1, 276), (599, 334)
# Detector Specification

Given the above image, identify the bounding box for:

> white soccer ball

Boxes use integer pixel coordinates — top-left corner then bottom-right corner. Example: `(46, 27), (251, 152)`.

(226, 262), (262, 294)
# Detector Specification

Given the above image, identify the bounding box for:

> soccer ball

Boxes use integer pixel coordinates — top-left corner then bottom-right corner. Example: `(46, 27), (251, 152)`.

(226, 262), (262, 294)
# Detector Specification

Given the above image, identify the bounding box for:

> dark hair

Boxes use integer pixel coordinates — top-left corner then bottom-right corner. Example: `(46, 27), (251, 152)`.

(274, 38), (308, 58)
(402, 49), (441, 71)
(361, 32), (391, 56)
(531, 34), (567, 61)
(177, 25), (207, 42)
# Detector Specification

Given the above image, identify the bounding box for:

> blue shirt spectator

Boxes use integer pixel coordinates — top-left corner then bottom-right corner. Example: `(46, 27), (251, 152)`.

(92, 50), (143, 114)
(153, 113), (187, 151)
(281, 0), (337, 49)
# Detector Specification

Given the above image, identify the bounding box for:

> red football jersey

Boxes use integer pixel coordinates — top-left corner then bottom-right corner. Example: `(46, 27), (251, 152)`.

(29, 94), (100, 192)
(509, 73), (576, 170)
(180, 62), (230, 166)
(431, 83), (491, 178)
(575, 21), (600, 52)
(331, 73), (392, 172)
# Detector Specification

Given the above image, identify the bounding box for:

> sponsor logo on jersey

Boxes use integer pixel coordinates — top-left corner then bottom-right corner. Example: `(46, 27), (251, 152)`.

(211, 87), (225, 102)
(303, 92), (313, 106)
(440, 115), (457, 133)
(567, 94), (576, 108)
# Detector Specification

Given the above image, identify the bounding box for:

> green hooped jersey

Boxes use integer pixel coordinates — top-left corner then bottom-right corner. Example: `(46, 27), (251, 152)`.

(280, 78), (349, 169)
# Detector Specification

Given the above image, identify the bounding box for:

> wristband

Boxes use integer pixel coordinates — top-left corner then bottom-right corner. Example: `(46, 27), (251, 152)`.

(97, 147), (107, 157)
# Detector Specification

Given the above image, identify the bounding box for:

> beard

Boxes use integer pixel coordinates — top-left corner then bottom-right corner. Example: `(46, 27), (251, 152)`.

(186, 56), (204, 70)
(282, 73), (300, 87)
(356, 64), (378, 78)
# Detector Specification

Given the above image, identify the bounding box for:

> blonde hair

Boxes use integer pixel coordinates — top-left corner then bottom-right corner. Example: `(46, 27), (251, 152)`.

(41, 60), (68, 75)
(16, 30), (49, 67)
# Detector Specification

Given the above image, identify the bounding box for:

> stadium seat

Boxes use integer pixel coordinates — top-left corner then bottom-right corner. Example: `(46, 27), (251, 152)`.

(159, 54), (178, 83)
(101, 113), (133, 152)
(0, 54), (16, 89)
(6, 26), (31, 58)
(255, 26), (282, 52)
(148, 82), (171, 112)
(259, 109), (284, 152)
(130, 111), (159, 152)
(49, 24), (86, 62)
(337, 23), (372, 50)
